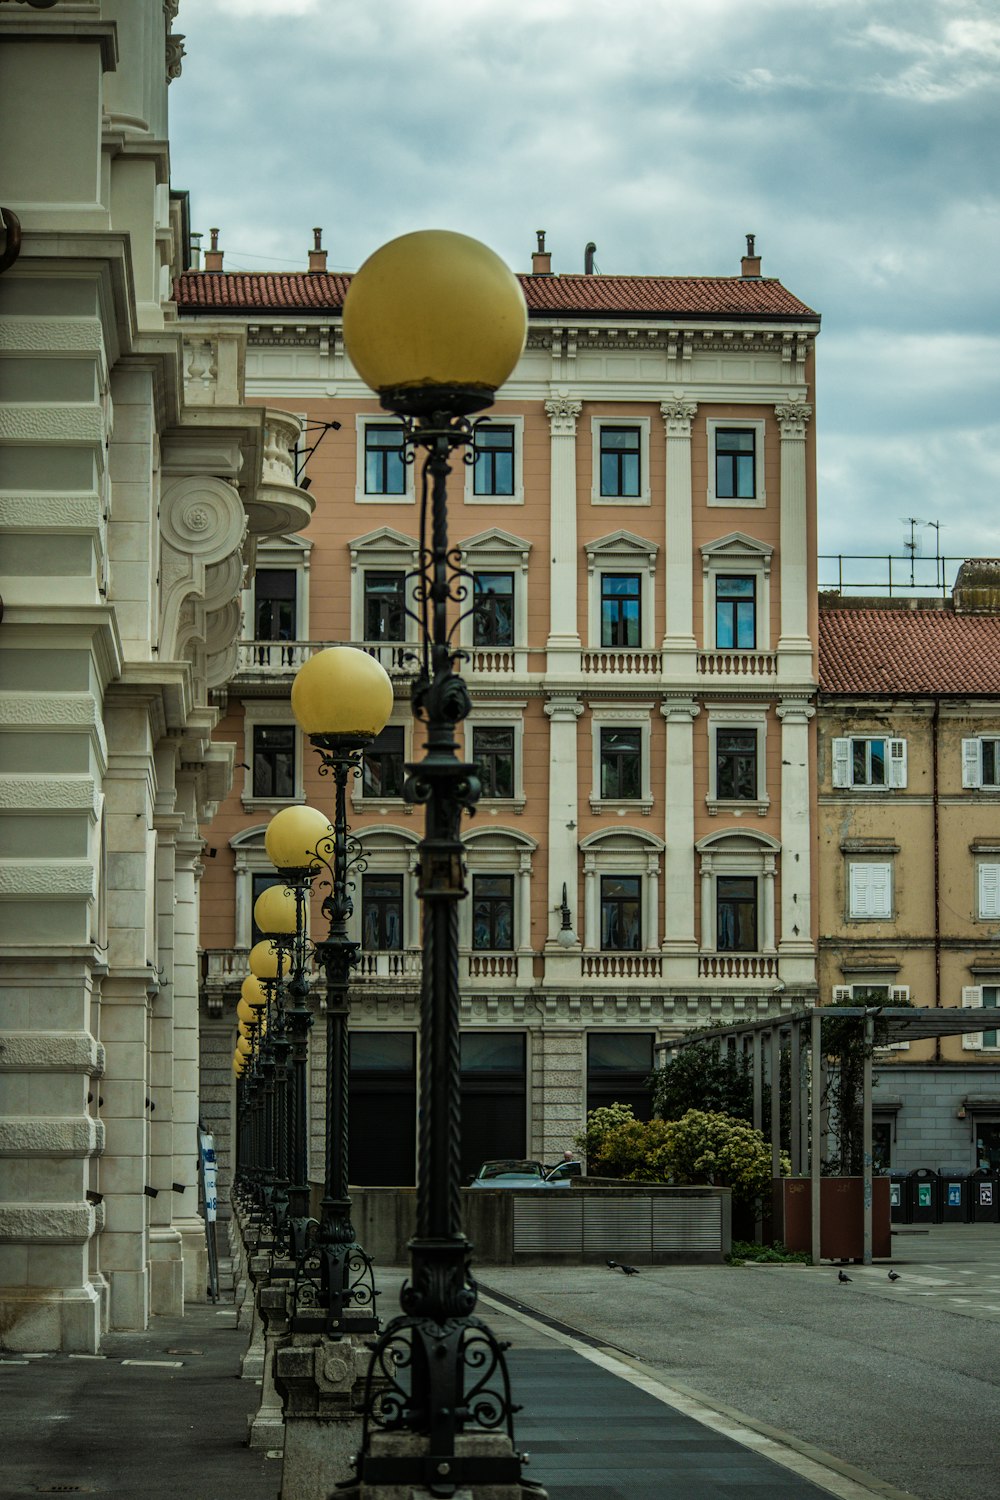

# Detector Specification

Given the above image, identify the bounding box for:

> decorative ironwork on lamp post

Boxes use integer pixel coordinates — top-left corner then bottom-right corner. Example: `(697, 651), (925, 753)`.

(338, 230), (540, 1498)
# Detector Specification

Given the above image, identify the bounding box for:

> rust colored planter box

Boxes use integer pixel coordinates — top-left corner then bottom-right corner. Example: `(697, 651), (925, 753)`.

(772, 1177), (891, 1261)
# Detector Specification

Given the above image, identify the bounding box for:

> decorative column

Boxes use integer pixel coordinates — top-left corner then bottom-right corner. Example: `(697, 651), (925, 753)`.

(774, 400), (813, 678)
(762, 853), (777, 954)
(543, 695), (583, 981)
(517, 851), (532, 974)
(583, 857), (598, 951)
(148, 779), (184, 1318)
(544, 394), (582, 672)
(660, 698), (700, 979)
(660, 398), (698, 678)
(172, 813), (209, 1304)
(644, 854), (660, 951)
(776, 698), (816, 984)
(700, 855), (715, 954)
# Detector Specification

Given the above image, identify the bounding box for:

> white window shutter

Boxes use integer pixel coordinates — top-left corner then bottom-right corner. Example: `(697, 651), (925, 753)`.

(887, 739), (907, 788)
(869, 863), (892, 918)
(849, 863), (871, 918)
(832, 985), (853, 1003)
(832, 738), (851, 788)
(963, 739), (983, 789)
(962, 985), (984, 1050)
(979, 864), (1000, 920)
(890, 985), (910, 1003)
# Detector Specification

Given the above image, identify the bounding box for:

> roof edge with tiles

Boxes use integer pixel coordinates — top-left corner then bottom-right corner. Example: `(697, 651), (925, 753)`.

(173, 270), (819, 322)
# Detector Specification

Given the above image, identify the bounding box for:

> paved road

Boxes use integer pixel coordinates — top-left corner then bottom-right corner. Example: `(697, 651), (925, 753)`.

(480, 1224), (1000, 1500)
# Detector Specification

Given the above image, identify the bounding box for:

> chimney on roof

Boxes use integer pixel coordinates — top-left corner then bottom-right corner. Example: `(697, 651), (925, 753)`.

(531, 229), (552, 276)
(584, 241), (597, 275)
(189, 231), (202, 271)
(204, 227), (224, 273)
(309, 227), (327, 273)
(741, 233), (761, 278)
(952, 559), (1000, 614)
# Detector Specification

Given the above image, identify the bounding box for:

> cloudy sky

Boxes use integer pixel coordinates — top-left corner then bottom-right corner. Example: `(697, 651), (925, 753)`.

(170, 0), (999, 581)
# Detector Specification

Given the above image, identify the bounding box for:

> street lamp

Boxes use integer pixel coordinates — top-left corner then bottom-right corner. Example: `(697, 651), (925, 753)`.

(339, 230), (532, 1497)
(266, 648), (395, 1334)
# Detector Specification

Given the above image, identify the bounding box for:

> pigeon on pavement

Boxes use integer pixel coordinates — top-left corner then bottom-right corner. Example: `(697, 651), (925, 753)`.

(838, 1268), (852, 1283)
(607, 1259), (640, 1276)
(888, 1269), (901, 1281)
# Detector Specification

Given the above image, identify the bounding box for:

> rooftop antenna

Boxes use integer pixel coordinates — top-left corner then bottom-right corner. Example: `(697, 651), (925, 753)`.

(901, 517), (924, 586)
(924, 519), (945, 595)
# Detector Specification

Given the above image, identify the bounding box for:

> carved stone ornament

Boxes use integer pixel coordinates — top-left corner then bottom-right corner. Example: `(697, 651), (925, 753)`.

(544, 393), (582, 436)
(160, 476), (247, 566)
(774, 400), (812, 439)
(166, 32), (185, 83)
(660, 397), (698, 437)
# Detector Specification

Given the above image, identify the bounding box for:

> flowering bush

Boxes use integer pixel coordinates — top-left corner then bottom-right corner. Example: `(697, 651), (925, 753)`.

(575, 1102), (637, 1172)
(589, 1108), (784, 1203)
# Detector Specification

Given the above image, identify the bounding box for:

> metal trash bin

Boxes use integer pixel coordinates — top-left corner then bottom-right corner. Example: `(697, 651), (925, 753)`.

(908, 1167), (939, 1225)
(971, 1169), (999, 1223)
(887, 1171), (911, 1224)
(939, 1170), (972, 1224)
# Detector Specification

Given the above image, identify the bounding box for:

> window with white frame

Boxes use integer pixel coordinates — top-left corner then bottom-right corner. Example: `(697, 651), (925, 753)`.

(700, 533), (772, 652)
(465, 704), (526, 808)
(231, 826), (275, 949)
(706, 418), (766, 508)
(349, 527), (419, 653)
(458, 529), (531, 665)
(590, 705), (653, 812)
(591, 417), (650, 505)
(465, 416), (524, 505)
(962, 984), (1000, 1050)
(243, 535), (312, 663)
(347, 827), (420, 960)
(832, 736), (907, 789)
(359, 722), (408, 803)
(832, 982), (910, 1051)
(460, 826), (536, 956)
(977, 862), (1000, 920)
(356, 417), (410, 501)
(696, 830), (778, 954)
(586, 531), (658, 651)
(243, 704), (302, 807)
(963, 738), (1000, 789)
(707, 711), (768, 810)
(581, 828), (664, 951)
(847, 861), (893, 920)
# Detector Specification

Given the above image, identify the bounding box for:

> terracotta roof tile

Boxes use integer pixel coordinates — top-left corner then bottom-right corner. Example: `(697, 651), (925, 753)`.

(173, 270), (817, 320)
(819, 608), (1000, 696)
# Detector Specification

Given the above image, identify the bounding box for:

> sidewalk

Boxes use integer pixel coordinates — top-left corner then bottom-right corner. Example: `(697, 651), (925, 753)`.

(1, 1274), (898, 1500)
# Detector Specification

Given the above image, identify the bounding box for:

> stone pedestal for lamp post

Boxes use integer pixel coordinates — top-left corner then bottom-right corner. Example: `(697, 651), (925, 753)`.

(274, 1326), (374, 1500)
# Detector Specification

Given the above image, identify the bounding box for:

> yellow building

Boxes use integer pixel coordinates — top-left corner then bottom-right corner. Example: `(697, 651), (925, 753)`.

(178, 232), (822, 1193)
(818, 563), (1000, 1172)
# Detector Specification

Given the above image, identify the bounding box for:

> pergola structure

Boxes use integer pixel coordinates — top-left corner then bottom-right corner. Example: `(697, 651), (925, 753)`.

(655, 1007), (1000, 1264)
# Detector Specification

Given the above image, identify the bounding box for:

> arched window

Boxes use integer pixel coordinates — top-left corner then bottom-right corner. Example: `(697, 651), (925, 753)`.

(461, 827), (537, 985)
(579, 828), (665, 956)
(695, 828), (780, 979)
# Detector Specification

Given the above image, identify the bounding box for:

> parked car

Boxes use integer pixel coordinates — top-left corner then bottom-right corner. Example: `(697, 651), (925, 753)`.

(467, 1158), (581, 1188)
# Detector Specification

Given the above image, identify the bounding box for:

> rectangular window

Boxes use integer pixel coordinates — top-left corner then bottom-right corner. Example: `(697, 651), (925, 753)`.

(473, 572), (515, 648)
(979, 864), (1000, 920)
(600, 573), (641, 647)
(717, 876), (758, 951)
(599, 426), (641, 498)
(472, 725), (515, 799)
(364, 423), (406, 495)
(586, 1032), (654, 1120)
(716, 729), (758, 800)
(983, 984), (1000, 1048)
(252, 724), (295, 799)
(984, 741), (1000, 786)
(473, 425), (515, 496)
(848, 862), (893, 919)
(472, 874), (514, 950)
(963, 738), (1000, 789)
(832, 737), (907, 789)
(364, 571), (405, 641)
(362, 874), (404, 950)
(362, 725), (405, 799)
(600, 875), (642, 951)
(254, 569), (297, 642)
(600, 727), (641, 799)
(716, 429), (756, 500)
(716, 575), (756, 649)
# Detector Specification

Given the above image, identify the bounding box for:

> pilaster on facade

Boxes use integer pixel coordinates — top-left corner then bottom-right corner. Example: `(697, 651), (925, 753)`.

(660, 397), (698, 675)
(774, 399), (814, 673)
(776, 696), (818, 978)
(660, 697), (701, 971)
(544, 393), (582, 669)
(543, 693), (583, 960)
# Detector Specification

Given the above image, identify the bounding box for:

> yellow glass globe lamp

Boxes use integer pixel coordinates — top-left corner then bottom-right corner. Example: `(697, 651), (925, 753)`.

(265, 804), (333, 874)
(253, 883), (298, 937)
(241, 974), (268, 1012)
(238, 1018), (252, 1041)
(233, 1054), (245, 1077)
(236, 997), (256, 1027)
(291, 646), (394, 745)
(236, 1034), (252, 1058)
(342, 229), (527, 417)
(248, 939), (284, 981)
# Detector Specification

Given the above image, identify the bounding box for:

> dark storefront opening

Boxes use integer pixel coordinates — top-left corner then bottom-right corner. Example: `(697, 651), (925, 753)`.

(348, 1032), (416, 1186)
(586, 1032), (654, 1121)
(460, 1032), (526, 1181)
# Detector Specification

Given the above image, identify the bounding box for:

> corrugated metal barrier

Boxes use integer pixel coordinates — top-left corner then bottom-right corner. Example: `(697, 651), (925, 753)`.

(513, 1193), (724, 1258)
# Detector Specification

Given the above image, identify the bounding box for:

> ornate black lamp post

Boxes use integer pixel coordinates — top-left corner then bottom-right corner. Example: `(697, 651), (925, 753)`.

(264, 652), (394, 1333)
(337, 230), (541, 1498)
